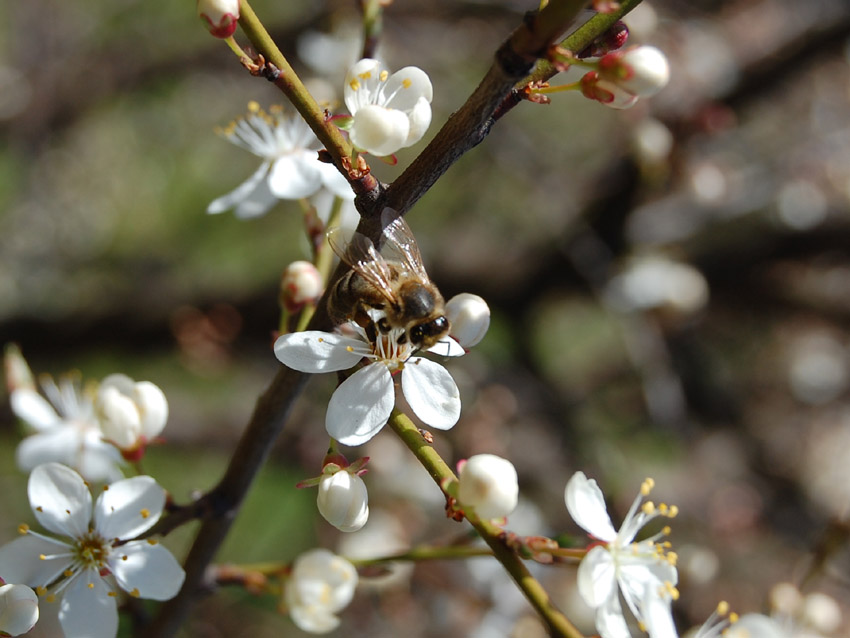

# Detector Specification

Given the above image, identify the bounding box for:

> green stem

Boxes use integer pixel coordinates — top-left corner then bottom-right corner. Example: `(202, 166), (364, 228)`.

(351, 544), (495, 567)
(388, 411), (584, 638)
(236, 0), (353, 171)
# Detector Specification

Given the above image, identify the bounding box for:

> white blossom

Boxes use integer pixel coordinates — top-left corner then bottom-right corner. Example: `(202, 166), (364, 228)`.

(274, 323), (461, 446)
(343, 59), (433, 156)
(10, 371), (123, 483)
(285, 549), (358, 634)
(457, 454), (518, 520)
(565, 471), (679, 638)
(0, 583), (39, 637)
(207, 102), (353, 219)
(280, 261), (324, 313)
(445, 293), (491, 349)
(0, 463), (185, 638)
(583, 45), (670, 110)
(317, 467), (370, 532)
(95, 374), (168, 456)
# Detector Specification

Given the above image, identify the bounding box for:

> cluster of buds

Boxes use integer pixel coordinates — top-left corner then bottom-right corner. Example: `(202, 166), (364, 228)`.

(581, 45), (670, 109)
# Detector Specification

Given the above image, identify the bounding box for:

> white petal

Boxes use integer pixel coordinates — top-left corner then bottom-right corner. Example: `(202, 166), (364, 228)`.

(577, 545), (617, 608)
(109, 540), (185, 600)
(0, 535), (71, 588)
(384, 66), (433, 110)
(564, 471), (618, 542)
(728, 614), (789, 638)
(134, 381), (168, 439)
(267, 153), (323, 199)
(59, 571), (118, 638)
(28, 463), (92, 539)
(317, 471), (370, 532)
(94, 475), (164, 541)
(402, 97), (432, 148)
(401, 358), (460, 430)
(17, 429), (81, 473)
(97, 386), (141, 448)
(99, 373), (136, 395)
(0, 583), (39, 636)
(343, 59), (383, 113)
(317, 162), (355, 200)
(426, 337), (466, 358)
(596, 593), (632, 638)
(326, 364), (394, 446)
(232, 174), (280, 219)
(274, 331), (366, 373)
(10, 389), (59, 431)
(642, 589), (677, 638)
(349, 105), (409, 157)
(289, 604), (341, 634)
(206, 161), (271, 215)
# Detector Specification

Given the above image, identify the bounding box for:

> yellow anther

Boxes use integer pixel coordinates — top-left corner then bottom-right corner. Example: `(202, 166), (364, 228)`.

(108, 591), (118, 598)
(665, 582), (680, 600)
(18, 524), (29, 534)
(270, 104), (283, 114)
(147, 539), (159, 546)
(662, 525), (672, 536)
(64, 570), (74, 578)
(130, 588), (141, 598)
(349, 79), (361, 91)
(402, 78), (412, 89)
(666, 551), (678, 566)
(358, 71), (372, 80)
(668, 505), (679, 518)
(248, 100), (260, 113)
(717, 601), (729, 615)
(122, 555), (129, 561)
(379, 70), (388, 82)
(39, 554), (46, 561)
(318, 337), (324, 342)
(641, 477), (655, 495)
(36, 506), (43, 513)
(642, 501), (656, 515)
(729, 612), (739, 623)
(346, 346), (354, 352)
(35, 586), (47, 596)
(638, 621), (647, 631)
(46, 593), (56, 603)
(140, 508), (150, 519)
(88, 583), (95, 589)
(658, 503), (668, 514)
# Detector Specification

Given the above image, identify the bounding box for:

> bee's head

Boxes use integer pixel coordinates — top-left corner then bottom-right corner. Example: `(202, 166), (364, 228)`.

(408, 316), (450, 350)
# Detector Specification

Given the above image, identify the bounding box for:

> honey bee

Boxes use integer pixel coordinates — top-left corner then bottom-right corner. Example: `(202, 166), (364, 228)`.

(327, 213), (449, 350)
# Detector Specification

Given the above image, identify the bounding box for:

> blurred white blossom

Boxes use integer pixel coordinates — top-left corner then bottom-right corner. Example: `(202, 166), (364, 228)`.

(445, 293), (491, 350)
(285, 549), (358, 634)
(95, 373), (168, 458)
(457, 454), (518, 520)
(317, 465), (370, 532)
(0, 583), (39, 637)
(207, 102), (353, 219)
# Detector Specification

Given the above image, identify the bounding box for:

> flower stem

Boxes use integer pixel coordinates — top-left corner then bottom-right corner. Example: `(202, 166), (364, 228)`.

(236, 0), (354, 172)
(532, 82), (581, 95)
(387, 410), (584, 638)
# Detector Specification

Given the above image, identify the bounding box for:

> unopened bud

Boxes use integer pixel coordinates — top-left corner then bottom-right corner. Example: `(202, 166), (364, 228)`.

(317, 467), (369, 532)
(0, 584), (39, 636)
(445, 293), (490, 349)
(599, 45), (670, 98)
(280, 261), (323, 313)
(457, 454), (518, 520)
(197, 0), (240, 39)
(95, 374), (168, 457)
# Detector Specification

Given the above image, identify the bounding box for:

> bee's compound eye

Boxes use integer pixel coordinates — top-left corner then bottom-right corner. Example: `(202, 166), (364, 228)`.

(409, 324), (426, 345)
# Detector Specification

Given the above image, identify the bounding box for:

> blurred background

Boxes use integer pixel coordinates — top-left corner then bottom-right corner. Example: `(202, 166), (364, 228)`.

(2, 0), (850, 635)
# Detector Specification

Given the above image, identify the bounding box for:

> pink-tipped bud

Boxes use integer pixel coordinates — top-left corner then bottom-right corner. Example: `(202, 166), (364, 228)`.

(578, 21), (629, 59)
(580, 71), (639, 109)
(445, 293), (490, 349)
(197, 0), (240, 38)
(280, 261), (323, 313)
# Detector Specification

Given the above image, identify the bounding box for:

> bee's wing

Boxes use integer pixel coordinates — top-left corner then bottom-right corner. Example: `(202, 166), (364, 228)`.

(327, 226), (398, 303)
(379, 214), (431, 282)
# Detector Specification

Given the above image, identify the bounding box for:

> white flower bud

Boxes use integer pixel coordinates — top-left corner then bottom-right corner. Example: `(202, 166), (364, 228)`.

(618, 46), (670, 97)
(317, 468), (369, 532)
(197, 0), (240, 38)
(457, 454), (518, 520)
(0, 584), (39, 637)
(445, 293), (491, 349)
(280, 261), (324, 312)
(96, 374), (168, 453)
(286, 549), (358, 634)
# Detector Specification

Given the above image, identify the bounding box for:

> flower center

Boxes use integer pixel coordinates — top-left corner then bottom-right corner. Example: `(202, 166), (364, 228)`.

(74, 532), (111, 570)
